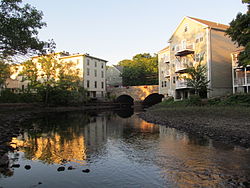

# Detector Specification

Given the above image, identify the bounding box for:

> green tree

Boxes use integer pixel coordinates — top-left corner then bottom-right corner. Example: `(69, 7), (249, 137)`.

(0, 60), (10, 89)
(0, 0), (46, 59)
(184, 63), (210, 98)
(226, 0), (250, 66)
(118, 53), (158, 86)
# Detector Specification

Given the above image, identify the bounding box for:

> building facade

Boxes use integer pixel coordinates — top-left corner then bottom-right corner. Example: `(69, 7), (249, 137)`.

(231, 50), (250, 93)
(59, 54), (107, 98)
(7, 52), (107, 99)
(106, 65), (123, 88)
(158, 16), (239, 100)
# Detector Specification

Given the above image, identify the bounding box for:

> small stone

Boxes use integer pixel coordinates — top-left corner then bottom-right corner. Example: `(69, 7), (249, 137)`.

(68, 166), (75, 170)
(11, 164), (20, 168)
(82, 169), (90, 173)
(38, 182), (42, 185)
(24, 165), (31, 170)
(57, 166), (65, 171)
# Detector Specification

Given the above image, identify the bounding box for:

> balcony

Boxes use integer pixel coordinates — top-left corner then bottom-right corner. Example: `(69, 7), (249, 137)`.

(161, 56), (170, 64)
(175, 43), (195, 57)
(234, 77), (250, 86)
(176, 80), (191, 89)
(175, 61), (193, 73)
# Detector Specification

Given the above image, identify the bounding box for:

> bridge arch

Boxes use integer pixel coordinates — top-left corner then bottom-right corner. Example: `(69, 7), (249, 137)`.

(116, 94), (134, 105)
(142, 93), (164, 106)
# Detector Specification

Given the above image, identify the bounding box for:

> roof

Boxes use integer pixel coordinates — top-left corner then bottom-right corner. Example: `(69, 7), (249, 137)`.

(169, 16), (230, 42)
(187, 16), (229, 31)
(113, 65), (123, 72)
(158, 46), (169, 53)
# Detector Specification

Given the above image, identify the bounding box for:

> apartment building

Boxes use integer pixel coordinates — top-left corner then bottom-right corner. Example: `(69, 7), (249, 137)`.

(231, 50), (250, 93)
(158, 16), (239, 100)
(7, 52), (107, 99)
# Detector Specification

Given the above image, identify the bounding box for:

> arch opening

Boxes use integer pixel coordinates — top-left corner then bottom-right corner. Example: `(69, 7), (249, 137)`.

(116, 95), (134, 106)
(143, 93), (164, 107)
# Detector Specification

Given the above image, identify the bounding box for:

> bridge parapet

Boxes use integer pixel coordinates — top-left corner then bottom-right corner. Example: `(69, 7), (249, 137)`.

(107, 85), (159, 101)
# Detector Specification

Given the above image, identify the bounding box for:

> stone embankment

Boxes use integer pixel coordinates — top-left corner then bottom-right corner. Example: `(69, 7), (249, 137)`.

(139, 106), (250, 148)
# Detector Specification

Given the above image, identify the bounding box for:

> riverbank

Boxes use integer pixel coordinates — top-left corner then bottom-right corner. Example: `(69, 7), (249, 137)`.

(139, 105), (250, 148)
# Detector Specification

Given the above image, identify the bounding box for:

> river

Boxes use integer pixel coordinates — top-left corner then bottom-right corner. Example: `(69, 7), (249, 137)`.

(1, 109), (250, 188)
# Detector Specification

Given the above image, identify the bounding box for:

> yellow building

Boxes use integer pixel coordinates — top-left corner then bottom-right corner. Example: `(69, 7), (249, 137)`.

(158, 16), (239, 100)
(231, 50), (250, 93)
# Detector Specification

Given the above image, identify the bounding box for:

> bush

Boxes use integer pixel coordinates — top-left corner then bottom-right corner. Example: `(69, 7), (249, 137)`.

(187, 95), (202, 106)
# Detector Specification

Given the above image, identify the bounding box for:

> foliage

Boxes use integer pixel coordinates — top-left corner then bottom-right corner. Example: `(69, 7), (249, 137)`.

(226, 1), (250, 66)
(0, 60), (10, 88)
(184, 63), (210, 98)
(208, 93), (250, 106)
(0, 0), (47, 59)
(118, 53), (158, 86)
(18, 54), (88, 106)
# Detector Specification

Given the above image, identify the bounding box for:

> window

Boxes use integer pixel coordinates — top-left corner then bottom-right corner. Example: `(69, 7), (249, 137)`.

(77, 59), (79, 64)
(164, 81), (167, 87)
(101, 91), (104, 97)
(101, 63), (104, 69)
(93, 91), (96, 98)
(173, 77), (176, 84)
(87, 80), (90, 88)
(184, 24), (188, 32)
(101, 71), (104, 78)
(87, 68), (90, 76)
(101, 82), (104, 89)
(200, 37), (204, 42)
(162, 81), (164, 87)
(87, 59), (90, 66)
(95, 61), (97, 67)
(94, 69), (97, 77)
(94, 81), (97, 88)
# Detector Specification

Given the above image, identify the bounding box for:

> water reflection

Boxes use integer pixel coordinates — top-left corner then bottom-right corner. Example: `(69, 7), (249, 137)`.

(1, 110), (250, 188)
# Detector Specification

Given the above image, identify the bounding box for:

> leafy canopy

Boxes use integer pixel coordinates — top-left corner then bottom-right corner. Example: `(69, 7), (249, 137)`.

(118, 53), (158, 86)
(226, 0), (250, 66)
(0, 0), (46, 59)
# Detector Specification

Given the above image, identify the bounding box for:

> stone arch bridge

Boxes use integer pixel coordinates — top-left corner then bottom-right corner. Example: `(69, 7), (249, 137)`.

(107, 85), (163, 105)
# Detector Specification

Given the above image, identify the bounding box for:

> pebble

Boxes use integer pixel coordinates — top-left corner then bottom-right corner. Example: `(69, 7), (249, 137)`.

(24, 165), (31, 170)
(82, 169), (90, 173)
(57, 166), (65, 171)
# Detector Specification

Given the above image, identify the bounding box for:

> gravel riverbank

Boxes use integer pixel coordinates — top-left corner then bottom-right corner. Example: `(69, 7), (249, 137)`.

(139, 106), (250, 148)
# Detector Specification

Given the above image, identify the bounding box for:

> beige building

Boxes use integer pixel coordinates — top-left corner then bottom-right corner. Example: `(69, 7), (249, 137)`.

(231, 50), (250, 93)
(7, 52), (107, 99)
(59, 53), (107, 98)
(158, 16), (239, 100)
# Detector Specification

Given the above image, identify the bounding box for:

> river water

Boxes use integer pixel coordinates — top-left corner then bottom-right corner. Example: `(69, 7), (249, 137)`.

(1, 109), (250, 188)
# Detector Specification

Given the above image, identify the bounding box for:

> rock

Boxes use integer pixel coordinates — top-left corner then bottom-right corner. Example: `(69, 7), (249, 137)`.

(24, 165), (31, 170)
(82, 169), (90, 173)
(11, 164), (20, 168)
(38, 182), (42, 185)
(0, 154), (9, 167)
(57, 166), (65, 171)
(68, 166), (75, 170)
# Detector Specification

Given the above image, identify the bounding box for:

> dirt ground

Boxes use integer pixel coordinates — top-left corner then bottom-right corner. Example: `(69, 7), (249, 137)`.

(139, 106), (250, 148)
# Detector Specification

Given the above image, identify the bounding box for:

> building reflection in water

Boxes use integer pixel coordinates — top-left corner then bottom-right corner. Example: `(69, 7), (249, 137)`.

(4, 111), (250, 188)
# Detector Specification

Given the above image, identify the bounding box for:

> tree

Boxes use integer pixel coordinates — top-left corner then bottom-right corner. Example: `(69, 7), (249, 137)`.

(0, 0), (46, 59)
(0, 60), (10, 88)
(184, 63), (210, 98)
(118, 53), (158, 86)
(226, 0), (250, 66)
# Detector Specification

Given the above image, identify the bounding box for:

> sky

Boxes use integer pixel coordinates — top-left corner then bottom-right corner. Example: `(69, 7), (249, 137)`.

(28, 0), (247, 65)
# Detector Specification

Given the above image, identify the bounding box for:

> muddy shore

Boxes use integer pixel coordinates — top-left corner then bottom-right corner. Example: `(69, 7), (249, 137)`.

(139, 106), (250, 148)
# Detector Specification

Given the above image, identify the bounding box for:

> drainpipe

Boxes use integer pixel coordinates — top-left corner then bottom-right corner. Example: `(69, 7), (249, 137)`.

(206, 27), (212, 98)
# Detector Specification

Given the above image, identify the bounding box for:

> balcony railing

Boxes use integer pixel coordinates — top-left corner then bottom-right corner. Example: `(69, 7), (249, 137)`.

(175, 61), (193, 72)
(234, 76), (250, 86)
(175, 43), (195, 57)
(176, 80), (191, 89)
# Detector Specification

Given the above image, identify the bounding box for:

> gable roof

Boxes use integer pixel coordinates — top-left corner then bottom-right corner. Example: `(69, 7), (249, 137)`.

(113, 65), (123, 73)
(187, 16), (229, 31)
(158, 46), (169, 54)
(169, 16), (229, 42)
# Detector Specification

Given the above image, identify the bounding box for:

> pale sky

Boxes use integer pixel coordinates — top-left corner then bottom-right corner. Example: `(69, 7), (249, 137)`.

(28, 0), (247, 65)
